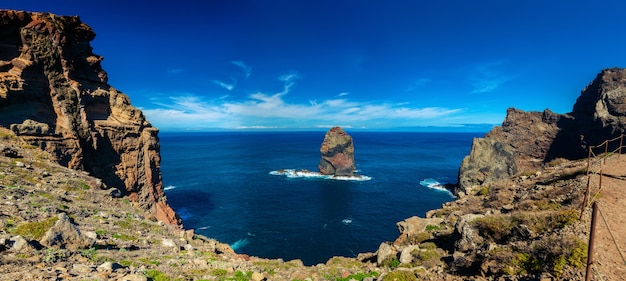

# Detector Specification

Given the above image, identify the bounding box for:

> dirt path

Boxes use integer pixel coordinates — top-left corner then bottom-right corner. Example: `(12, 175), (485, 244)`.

(588, 154), (626, 280)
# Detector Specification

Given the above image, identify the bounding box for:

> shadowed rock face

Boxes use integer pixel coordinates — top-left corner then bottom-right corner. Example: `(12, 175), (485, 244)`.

(0, 10), (180, 225)
(318, 127), (356, 176)
(457, 68), (626, 196)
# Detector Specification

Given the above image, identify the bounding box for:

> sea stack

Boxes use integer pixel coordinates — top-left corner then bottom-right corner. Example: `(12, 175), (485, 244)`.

(318, 127), (356, 176)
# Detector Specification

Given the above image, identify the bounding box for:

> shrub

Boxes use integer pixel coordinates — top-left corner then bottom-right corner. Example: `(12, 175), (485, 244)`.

(145, 269), (169, 281)
(473, 216), (514, 243)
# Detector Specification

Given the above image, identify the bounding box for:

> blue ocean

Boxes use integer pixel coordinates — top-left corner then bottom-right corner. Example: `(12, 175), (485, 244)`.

(160, 131), (481, 265)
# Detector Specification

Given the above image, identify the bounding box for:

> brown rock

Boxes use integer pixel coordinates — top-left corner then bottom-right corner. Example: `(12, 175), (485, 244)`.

(40, 213), (94, 250)
(0, 10), (180, 225)
(318, 127), (356, 176)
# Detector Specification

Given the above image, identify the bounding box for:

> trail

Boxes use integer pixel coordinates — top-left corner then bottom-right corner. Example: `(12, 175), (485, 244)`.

(588, 154), (626, 280)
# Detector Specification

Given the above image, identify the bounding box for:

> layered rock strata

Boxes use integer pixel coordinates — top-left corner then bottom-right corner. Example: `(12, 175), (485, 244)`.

(318, 126), (356, 176)
(0, 10), (179, 225)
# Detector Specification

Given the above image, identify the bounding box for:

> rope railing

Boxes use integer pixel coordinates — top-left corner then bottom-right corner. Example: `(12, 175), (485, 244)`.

(581, 134), (626, 281)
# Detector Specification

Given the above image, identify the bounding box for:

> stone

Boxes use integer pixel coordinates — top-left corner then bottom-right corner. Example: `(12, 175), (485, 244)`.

(375, 242), (396, 266)
(399, 245), (420, 264)
(0, 10), (180, 225)
(71, 264), (94, 274)
(97, 261), (120, 272)
(454, 214), (484, 252)
(40, 213), (94, 250)
(1, 146), (20, 158)
(394, 216), (443, 245)
(10, 235), (35, 252)
(161, 238), (176, 247)
(251, 271), (265, 281)
(120, 274), (148, 281)
(318, 127), (356, 176)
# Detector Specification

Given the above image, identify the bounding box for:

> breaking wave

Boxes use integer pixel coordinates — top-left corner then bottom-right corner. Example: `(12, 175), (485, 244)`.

(269, 169), (371, 181)
(230, 238), (250, 251)
(164, 185), (177, 191)
(419, 178), (453, 195)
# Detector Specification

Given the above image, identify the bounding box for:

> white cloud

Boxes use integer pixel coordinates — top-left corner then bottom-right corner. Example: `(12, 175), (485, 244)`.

(232, 61), (251, 79)
(142, 72), (470, 131)
(212, 80), (235, 91)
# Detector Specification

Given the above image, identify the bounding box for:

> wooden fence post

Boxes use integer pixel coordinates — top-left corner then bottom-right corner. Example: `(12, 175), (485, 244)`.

(585, 202), (599, 281)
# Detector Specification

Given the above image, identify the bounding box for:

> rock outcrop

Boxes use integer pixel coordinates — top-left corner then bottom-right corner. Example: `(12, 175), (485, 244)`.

(457, 68), (626, 196)
(0, 10), (180, 225)
(318, 126), (356, 176)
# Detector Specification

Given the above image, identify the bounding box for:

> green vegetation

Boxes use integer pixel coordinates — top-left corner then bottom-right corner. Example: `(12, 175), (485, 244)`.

(425, 224), (440, 231)
(11, 216), (58, 240)
(479, 185), (491, 196)
(382, 270), (418, 281)
(144, 269), (170, 281)
(112, 233), (137, 241)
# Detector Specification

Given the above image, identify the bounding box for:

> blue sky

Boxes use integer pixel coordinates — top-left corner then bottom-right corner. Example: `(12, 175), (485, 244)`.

(4, 1), (626, 131)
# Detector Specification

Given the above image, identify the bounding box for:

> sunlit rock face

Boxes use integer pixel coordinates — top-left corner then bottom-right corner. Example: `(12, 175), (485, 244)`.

(456, 67), (626, 197)
(318, 127), (356, 176)
(0, 10), (180, 225)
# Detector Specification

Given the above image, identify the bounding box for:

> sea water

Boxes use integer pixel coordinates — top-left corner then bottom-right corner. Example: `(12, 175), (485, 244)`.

(160, 131), (481, 265)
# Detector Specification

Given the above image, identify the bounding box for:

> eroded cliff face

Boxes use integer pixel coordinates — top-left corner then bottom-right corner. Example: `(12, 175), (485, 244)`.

(457, 68), (626, 196)
(0, 10), (180, 225)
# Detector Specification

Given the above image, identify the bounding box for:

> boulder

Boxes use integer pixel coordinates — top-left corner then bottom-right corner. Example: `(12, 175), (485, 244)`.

(39, 213), (94, 250)
(454, 214), (484, 253)
(393, 216), (443, 245)
(318, 127), (356, 176)
(375, 242), (397, 266)
(399, 245), (420, 264)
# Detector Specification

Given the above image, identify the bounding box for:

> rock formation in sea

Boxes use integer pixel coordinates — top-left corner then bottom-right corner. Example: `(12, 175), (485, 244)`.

(0, 10), (180, 225)
(318, 126), (356, 176)
(457, 67), (626, 197)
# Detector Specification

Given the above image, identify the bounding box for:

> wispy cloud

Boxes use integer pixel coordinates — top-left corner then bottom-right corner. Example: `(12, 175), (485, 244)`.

(142, 72), (472, 131)
(468, 61), (510, 94)
(212, 79), (235, 91)
(232, 61), (251, 79)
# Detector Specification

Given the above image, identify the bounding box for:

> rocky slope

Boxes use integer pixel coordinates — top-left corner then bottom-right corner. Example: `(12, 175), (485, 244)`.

(0, 10), (179, 225)
(458, 68), (626, 197)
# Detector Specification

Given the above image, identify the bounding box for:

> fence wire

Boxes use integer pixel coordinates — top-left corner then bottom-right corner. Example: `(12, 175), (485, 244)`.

(582, 134), (626, 281)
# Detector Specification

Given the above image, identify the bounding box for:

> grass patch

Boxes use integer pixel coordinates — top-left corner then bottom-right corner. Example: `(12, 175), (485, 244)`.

(382, 270), (418, 281)
(144, 269), (169, 281)
(337, 271), (380, 281)
(11, 216), (58, 240)
(112, 233), (137, 241)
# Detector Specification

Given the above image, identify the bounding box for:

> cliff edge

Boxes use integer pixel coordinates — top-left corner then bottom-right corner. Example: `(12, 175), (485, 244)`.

(458, 68), (626, 197)
(0, 10), (180, 225)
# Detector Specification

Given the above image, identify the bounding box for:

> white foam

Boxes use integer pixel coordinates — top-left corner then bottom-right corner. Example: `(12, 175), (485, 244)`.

(230, 238), (250, 251)
(341, 218), (353, 225)
(270, 169), (371, 181)
(164, 185), (177, 191)
(420, 178), (453, 195)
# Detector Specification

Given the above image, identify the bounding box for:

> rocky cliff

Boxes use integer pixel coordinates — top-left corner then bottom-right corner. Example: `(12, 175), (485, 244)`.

(458, 68), (626, 196)
(318, 126), (356, 176)
(0, 10), (179, 225)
